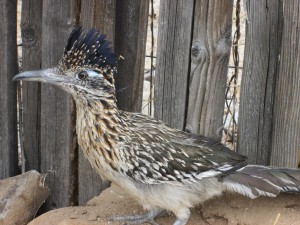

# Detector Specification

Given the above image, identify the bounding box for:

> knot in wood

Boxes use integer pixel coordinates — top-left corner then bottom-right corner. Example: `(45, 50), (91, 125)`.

(215, 27), (232, 58)
(21, 27), (37, 47)
(191, 41), (207, 64)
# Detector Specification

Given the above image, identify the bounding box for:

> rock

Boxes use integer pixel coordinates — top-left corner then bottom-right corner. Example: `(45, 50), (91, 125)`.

(0, 170), (49, 225)
(202, 193), (300, 225)
(28, 184), (204, 225)
(28, 184), (300, 225)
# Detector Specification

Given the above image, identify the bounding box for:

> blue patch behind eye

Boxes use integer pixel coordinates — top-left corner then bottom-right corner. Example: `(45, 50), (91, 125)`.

(87, 70), (103, 78)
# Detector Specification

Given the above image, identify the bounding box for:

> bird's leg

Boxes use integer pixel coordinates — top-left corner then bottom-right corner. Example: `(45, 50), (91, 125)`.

(172, 217), (189, 225)
(111, 208), (164, 225)
(172, 208), (190, 225)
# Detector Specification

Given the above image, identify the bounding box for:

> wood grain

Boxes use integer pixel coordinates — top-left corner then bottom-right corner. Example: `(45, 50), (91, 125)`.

(0, 0), (19, 179)
(21, 0), (43, 171)
(78, 150), (110, 205)
(40, 0), (79, 209)
(114, 0), (150, 112)
(237, 1), (282, 165)
(270, 0), (300, 168)
(186, 0), (233, 139)
(154, 0), (194, 130)
(80, 0), (116, 43)
(155, 0), (232, 138)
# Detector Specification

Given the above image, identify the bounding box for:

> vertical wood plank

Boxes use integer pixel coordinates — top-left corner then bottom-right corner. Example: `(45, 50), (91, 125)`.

(78, 150), (110, 205)
(21, 0), (43, 171)
(237, 1), (282, 164)
(0, 0), (19, 179)
(40, 0), (79, 209)
(185, 0), (233, 139)
(154, 0), (194, 130)
(115, 0), (150, 112)
(271, 0), (300, 168)
(80, 0), (116, 43)
(78, 0), (116, 205)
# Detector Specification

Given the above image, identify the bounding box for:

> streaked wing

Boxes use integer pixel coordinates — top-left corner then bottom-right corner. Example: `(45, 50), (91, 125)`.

(120, 115), (247, 184)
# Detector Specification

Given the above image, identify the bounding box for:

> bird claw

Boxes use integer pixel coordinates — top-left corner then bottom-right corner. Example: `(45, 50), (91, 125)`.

(110, 209), (163, 225)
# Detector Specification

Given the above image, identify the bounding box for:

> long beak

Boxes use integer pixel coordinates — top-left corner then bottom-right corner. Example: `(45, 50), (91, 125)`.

(13, 68), (66, 84)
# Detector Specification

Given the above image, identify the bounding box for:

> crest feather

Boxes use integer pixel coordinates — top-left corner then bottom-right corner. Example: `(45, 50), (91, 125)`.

(60, 26), (117, 73)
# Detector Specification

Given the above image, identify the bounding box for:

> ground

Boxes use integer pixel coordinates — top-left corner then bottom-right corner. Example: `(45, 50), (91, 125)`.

(29, 184), (300, 225)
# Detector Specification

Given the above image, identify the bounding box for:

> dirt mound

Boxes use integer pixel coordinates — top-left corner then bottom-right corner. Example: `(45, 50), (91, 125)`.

(29, 184), (300, 225)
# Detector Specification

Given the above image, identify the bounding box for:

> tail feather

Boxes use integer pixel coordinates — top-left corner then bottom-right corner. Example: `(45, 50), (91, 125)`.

(223, 165), (300, 199)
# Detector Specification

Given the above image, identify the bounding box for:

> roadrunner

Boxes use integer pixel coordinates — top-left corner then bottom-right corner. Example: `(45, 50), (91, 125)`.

(14, 27), (300, 225)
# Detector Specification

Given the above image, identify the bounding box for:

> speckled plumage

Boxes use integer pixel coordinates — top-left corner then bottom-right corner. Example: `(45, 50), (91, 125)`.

(59, 26), (117, 83)
(14, 27), (300, 225)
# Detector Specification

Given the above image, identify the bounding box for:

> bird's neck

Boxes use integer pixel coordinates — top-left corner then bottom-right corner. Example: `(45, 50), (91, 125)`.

(75, 96), (126, 172)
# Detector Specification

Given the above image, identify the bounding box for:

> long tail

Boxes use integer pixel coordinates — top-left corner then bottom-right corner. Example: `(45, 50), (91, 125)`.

(223, 165), (300, 198)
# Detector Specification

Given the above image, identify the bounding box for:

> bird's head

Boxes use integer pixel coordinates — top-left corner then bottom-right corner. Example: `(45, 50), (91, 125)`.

(14, 27), (117, 101)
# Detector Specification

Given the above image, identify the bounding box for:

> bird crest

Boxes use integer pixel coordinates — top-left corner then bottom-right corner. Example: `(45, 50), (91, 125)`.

(59, 26), (117, 83)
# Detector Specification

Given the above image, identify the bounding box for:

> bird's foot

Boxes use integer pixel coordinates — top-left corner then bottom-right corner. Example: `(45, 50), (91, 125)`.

(110, 208), (164, 225)
(172, 218), (189, 225)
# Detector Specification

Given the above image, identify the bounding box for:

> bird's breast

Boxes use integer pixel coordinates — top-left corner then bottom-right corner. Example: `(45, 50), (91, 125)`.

(75, 104), (123, 179)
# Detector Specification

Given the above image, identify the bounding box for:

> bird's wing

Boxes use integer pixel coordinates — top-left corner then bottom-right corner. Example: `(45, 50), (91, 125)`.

(168, 134), (247, 176)
(120, 128), (247, 185)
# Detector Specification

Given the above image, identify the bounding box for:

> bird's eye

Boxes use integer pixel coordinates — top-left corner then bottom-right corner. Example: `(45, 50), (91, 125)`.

(77, 71), (88, 80)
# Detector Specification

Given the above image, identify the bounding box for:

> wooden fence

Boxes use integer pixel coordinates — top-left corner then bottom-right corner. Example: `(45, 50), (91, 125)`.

(0, 0), (19, 180)
(2, 0), (149, 209)
(1, 0), (300, 211)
